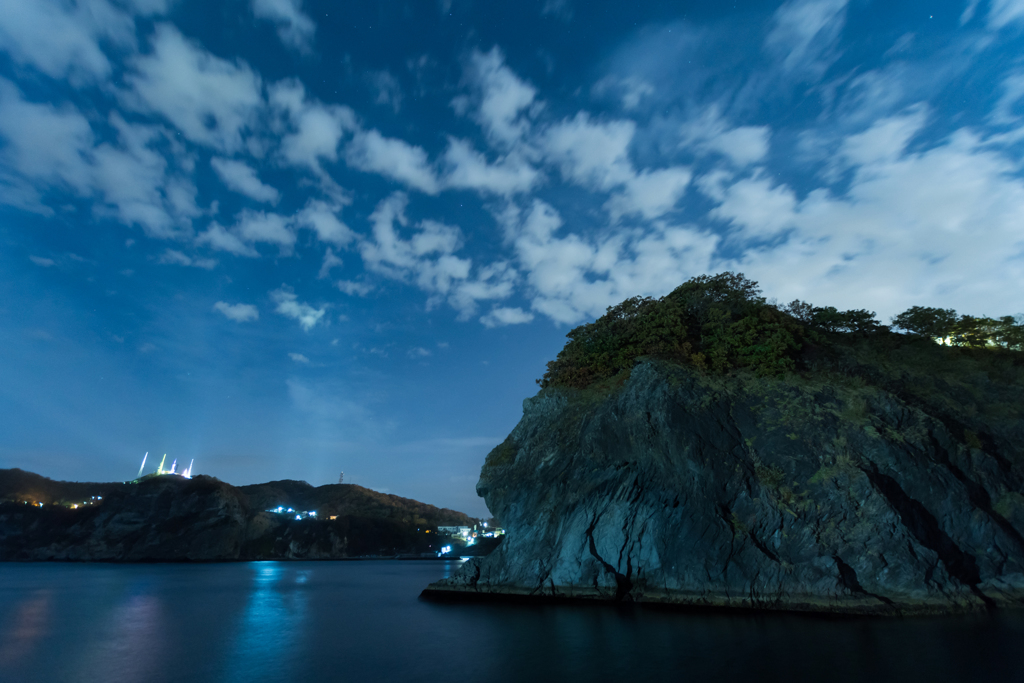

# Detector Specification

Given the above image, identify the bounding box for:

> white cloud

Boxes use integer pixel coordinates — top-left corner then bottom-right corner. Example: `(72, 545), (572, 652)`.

(480, 306), (534, 328)
(708, 172), (799, 240)
(838, 106), (927, 166)
(346, 129), (440, 194)
(210, 157), (280, 203)
(0, 79), (93, 209)
(591, 75), (655, 110)
(408, 347), (431, 358)
(360, 193), (465, 281)
(501, 200), (718, 324)
(441, 138), (539, 196)
(288, 352), (310, 363)
(447, 261), (518, 318)
(270, 80), (356, 173)
(90, 115), (200, 238)
(270, 286), (326, 331)
(679, 107), (771, 166)
(337, 280), (374, 296)
(252, 0), (316, 52)
(213, 301), (259, 322)
(988, 0), (1024, 28)
(318, 248), (343, 279)
(459, 47), (539, 148)
(961, 0), (982, 24)
(158, 249), (216, 269)
(709, 120), (1024, 318)
(991, 70), (1024, 125)
(0, 82), (198, 237)
(234, 209), (296, 251)
(126, 24), (262, 153)
(541, 112), (691, 221)
(358, 192), (515, 318)
(541, 112), (635, 190)
(295, 199), (354, 246)
(195, 222), (259, 257)
(0, 0), (135, 84)
(29, 256), (55, 267)
(765, 0), (848, 78)
(606, 167), (692, 222)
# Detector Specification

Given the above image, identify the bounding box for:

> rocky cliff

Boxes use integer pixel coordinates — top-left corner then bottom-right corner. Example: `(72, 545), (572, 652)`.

(425, 330), (1024, 615)
(0, 472), (469, 561)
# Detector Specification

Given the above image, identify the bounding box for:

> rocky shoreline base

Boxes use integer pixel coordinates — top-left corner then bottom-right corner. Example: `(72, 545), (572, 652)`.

(421, 558), (1024, 616)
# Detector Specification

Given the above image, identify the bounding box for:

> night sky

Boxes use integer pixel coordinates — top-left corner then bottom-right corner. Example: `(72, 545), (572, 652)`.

(2, 0), (1023, 516)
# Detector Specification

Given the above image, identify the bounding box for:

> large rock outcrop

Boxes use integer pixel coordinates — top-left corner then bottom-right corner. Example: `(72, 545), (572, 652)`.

(425, 354), (1024, 614)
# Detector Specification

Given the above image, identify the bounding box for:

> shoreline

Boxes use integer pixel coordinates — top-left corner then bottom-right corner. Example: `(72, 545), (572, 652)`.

(419, 583), (1024, 618)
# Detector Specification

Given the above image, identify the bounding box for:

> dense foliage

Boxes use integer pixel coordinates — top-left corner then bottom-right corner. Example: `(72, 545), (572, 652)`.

(538, 273), (1024, 389)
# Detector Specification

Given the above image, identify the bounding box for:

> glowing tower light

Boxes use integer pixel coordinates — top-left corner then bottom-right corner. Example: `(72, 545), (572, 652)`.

(157, 454), (167, 475)
(170, 459), (177, 475)
(137, 452), (148, 479)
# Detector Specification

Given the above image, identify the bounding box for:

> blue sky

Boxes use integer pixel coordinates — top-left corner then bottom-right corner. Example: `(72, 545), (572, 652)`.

(2, 0), (1023, 516)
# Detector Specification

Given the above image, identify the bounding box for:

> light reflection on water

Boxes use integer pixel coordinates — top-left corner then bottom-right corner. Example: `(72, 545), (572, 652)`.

(0, 561), (1020, 683)
(221, 564), (309, 683)
(0, 589), (51, 668)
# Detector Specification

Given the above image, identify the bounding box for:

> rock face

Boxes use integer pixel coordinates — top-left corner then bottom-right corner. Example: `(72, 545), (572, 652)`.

(425, 358), (1024, 614)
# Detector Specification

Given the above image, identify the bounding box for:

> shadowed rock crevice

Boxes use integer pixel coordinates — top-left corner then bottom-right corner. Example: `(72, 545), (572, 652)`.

(833, 555), (895, 607)
(586, 513), (633, 601)
(862, 467), (981, 588)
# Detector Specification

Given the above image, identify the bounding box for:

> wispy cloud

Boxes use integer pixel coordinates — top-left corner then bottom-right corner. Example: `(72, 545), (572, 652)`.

(252, 0), (316, 52)
(213, 301), (259, 322)
(270, 286), (326, 331)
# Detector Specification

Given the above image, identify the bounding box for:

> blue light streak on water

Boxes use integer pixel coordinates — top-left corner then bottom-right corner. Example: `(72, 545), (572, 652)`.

(220, 563), (309, 683)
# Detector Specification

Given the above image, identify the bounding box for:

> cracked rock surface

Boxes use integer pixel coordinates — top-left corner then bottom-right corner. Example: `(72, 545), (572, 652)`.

(424, 359), (1024, 614)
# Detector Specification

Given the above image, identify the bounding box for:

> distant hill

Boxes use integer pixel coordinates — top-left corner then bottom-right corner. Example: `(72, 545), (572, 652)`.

(0, 468), (126, 505)
(239, 480), (474, 528)
(0, 469), (479, 561)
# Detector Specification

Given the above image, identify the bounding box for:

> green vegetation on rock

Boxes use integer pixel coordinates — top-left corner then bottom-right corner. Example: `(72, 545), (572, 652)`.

(538, 272), (1024, 390)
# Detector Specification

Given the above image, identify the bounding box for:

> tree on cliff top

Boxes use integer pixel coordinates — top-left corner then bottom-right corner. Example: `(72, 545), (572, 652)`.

(538, 273), (807, 388)
(538, 273), (1024, 390)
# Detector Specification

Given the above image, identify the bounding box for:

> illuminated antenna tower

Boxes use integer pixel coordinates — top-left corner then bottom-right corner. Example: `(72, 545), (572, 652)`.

(137, 452), (148, 479)
(157, 454), (167, 475)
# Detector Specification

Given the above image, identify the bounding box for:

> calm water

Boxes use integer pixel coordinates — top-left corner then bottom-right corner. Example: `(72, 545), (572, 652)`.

(0, 561), (1021, 683)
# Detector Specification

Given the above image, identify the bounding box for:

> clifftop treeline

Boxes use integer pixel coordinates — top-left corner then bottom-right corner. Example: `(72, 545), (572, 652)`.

(539, 272), (1023, 389)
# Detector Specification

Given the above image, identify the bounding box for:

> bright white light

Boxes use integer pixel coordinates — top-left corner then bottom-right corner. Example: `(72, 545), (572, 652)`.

(295, 514), (301, 520)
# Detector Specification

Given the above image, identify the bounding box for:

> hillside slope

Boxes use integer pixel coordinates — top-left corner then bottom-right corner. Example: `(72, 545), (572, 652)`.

(0, 471), (473, 561)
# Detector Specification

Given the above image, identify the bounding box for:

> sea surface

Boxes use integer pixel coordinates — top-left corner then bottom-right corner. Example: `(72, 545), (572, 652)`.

(0, 561), (1021, 683)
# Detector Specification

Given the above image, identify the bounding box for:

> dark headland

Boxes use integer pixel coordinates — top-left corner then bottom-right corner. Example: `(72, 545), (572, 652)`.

(0, 468), (479, 561)
(422, 273), (1024, 616)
